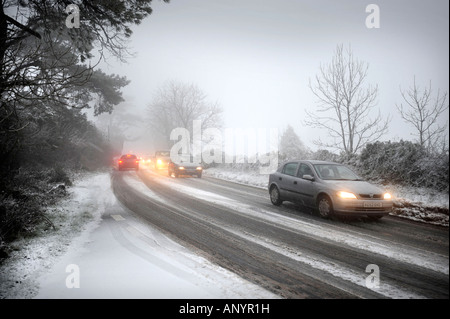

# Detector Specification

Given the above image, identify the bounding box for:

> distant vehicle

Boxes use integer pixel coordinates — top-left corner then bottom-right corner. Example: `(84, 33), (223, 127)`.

(141, 155), (154, 165)
(268, 160), (393, 220)
(154, 150), (171, 170)
(118, 154), (139, 171)
(168, 155), (203, 178)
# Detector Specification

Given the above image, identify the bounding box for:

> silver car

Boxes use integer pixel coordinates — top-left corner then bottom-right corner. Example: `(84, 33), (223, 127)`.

(268, 160), (393, 219)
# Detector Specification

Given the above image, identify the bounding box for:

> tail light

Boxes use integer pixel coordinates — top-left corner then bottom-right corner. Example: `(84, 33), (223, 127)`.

(118, 160), (123, 164)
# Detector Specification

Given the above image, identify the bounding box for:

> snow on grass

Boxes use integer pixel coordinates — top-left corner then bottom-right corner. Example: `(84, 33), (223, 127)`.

(203, 167), (269, 189)
(386, 184), (449, 227)
(0, 170), (111, 299)
(203, 167), (449, 227)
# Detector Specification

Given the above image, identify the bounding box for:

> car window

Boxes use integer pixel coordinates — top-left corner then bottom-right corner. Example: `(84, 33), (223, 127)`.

(282, 163), (298, 176)
(313, 164), (360, 180)
(121, 154), (137, 159)
(297, 163), (313, 178)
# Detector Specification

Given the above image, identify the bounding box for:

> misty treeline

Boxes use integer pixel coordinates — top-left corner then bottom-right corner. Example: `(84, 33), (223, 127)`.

(146, 80), (224, 150)
(0, 1), (168, 248)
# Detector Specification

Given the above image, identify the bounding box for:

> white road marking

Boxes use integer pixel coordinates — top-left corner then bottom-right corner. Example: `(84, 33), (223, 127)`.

(111, 214), (126, 221)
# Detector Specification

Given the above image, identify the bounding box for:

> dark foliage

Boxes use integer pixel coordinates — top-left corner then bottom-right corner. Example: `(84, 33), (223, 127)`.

(356, 141), (449, 192)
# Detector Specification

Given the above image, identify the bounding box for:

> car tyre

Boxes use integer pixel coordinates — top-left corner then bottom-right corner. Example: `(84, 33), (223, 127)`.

(197, 173), (202, 178)
(270, 186), (283, 206)
(317, 195), (333, 219)
(367, 214), (384, 221)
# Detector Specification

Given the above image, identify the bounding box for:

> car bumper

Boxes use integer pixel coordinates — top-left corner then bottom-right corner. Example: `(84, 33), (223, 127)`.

(174, 168), (202, 175)
(119, 164), (139, 169)
(155, 162), (169, 169)
(332, 198), (393, 216)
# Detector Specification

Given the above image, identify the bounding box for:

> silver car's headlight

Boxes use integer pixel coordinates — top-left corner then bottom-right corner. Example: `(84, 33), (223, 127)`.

(383, 193), (392, 200)
(337, 191), (357, 199)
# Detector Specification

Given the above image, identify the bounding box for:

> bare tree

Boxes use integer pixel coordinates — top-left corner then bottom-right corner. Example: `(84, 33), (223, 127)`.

(305, 44), (389, 156)
(396, 77), (449, 154)
(147, 80), (223, 148)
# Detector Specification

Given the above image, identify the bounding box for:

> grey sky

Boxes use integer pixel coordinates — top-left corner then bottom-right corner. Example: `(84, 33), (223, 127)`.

(97, 0), (449, 153)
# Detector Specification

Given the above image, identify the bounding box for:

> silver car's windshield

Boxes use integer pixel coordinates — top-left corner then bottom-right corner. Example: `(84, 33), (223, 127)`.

(313, 164), (362, 181)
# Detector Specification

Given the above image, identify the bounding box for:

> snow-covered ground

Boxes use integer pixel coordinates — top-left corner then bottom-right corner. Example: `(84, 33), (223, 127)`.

(0, 169), (278, 299)
(203, 167), (449, 227)
(1, 165), (447, 299)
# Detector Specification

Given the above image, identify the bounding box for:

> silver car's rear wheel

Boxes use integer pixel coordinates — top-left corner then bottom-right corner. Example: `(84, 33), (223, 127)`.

(317, 195), (333, 219)
(270, 186), (283, 206)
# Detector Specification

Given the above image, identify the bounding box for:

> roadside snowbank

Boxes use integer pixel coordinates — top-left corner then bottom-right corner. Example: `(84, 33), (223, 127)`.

(203, 167), (449, 227)
(0, 170), (108, 299)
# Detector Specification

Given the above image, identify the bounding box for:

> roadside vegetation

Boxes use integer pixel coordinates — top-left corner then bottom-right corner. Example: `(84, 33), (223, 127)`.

(0, 0), (169, 262)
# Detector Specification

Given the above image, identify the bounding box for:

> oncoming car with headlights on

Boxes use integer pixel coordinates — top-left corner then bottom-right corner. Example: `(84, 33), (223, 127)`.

(268, 160), (393, 220)
(154, 150), (171, 170)
(168, 155), (203, 178)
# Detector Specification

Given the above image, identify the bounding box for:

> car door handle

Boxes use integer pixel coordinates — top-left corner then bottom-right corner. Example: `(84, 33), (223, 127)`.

(293, 181), (297, 185)
(279, 177), (282, 181)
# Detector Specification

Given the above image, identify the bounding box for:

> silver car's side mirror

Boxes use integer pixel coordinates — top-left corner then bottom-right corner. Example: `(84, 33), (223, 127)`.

(302, 174), (315, 181)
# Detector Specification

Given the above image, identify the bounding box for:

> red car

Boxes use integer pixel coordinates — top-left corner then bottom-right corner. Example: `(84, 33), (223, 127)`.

(118, 154), (139, 171)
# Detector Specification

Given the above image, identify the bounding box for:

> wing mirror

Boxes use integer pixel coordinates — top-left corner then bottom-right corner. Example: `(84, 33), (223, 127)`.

(302, 174), (315, 181)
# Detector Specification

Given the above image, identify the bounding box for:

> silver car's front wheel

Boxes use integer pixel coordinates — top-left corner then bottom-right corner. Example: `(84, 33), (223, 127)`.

(270, 186), (283, 206)
(317, 195), (333, 219)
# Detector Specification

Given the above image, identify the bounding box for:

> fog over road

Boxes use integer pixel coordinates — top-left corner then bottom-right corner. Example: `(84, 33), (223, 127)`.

(111, 168), (449, 299)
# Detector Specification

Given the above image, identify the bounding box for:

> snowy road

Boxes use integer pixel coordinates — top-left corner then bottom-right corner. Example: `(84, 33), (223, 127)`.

(33, 171), (277, 299)
(109, 168), (449, 299)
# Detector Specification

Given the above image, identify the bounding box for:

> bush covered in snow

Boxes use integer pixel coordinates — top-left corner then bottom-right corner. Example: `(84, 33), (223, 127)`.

(356, 141), (449, 192)
(0, 109), (115, 257)
(0, 168), (69, 259)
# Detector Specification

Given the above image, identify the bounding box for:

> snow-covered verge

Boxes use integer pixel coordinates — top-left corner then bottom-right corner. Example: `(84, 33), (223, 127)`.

(0, 170), (107, 299)
(203, 167), (270, 189)
(203, 167), (449, 227)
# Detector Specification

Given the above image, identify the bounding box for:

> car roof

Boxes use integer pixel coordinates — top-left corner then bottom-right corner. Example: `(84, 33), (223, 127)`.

(305, 160), (341, 165)
(281, 160), (340, 165)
